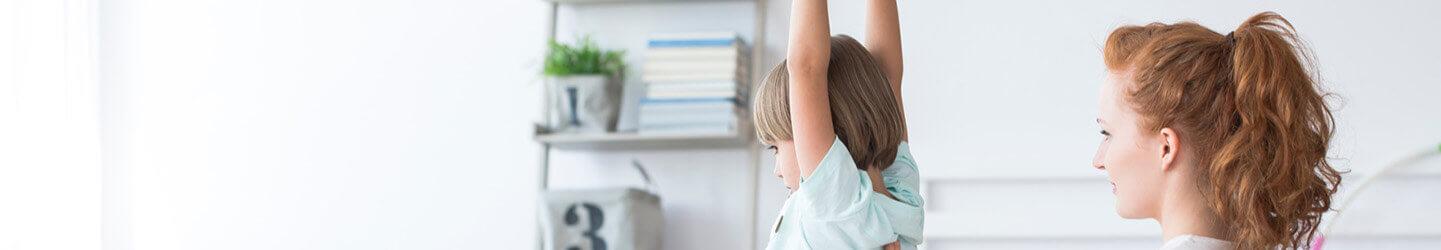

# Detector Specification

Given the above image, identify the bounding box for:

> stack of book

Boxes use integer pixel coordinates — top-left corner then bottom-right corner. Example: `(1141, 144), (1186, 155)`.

(638, 32), (748, 134)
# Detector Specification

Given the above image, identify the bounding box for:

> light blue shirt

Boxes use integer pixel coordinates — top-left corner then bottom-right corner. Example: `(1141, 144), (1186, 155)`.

(765, 138), (925, 250)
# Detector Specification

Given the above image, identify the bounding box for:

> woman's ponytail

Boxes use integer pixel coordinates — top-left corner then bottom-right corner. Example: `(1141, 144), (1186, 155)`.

(1218, 12), (1342, 250)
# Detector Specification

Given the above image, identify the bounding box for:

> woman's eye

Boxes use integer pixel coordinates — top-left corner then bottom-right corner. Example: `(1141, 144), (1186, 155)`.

(1099, 130), (1110, 136)
(767, 145), (779, 154)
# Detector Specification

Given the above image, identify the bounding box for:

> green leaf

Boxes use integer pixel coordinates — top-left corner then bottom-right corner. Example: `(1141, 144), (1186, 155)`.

(542, 35), (627, 77)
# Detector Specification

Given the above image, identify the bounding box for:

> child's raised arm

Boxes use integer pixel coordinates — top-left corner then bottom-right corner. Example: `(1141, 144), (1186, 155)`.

(787, 0), (836, 178)
(865, 0), (906, 140)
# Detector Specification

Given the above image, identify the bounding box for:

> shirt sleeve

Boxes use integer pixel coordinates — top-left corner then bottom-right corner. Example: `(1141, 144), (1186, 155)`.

(883, 142), (923, 207)
(794, 138), (867, 219)
(879, 141), (925, 246)
(790, 138), (897, 249)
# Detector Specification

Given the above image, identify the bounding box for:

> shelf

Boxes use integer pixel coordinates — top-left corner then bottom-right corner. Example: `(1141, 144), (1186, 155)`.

(543, 0), (751, 4)
(535, 125), (753, 150)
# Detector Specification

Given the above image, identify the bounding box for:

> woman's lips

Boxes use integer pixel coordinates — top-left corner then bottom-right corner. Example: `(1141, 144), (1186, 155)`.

(1110, 181), (1117, 194)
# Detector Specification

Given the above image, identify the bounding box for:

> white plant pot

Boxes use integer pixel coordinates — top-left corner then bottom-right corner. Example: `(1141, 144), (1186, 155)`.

(546, 74), (621, 134)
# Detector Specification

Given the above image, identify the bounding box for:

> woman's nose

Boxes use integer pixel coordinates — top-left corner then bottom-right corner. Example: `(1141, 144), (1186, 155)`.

(1092, 151), (1106, 170)
(1092, 145), (1107, 170)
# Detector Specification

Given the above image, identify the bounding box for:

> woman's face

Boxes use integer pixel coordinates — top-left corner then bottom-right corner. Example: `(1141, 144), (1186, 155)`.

(768, 140), (801, 193)
(1094, 72), (1166, 219)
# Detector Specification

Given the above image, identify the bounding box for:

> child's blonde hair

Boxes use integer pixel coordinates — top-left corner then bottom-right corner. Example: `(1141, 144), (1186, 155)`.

(753, 35), (906, 170)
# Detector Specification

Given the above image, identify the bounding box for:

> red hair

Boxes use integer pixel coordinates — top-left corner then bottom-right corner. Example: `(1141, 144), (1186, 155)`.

(1104, 12), (1343, 249)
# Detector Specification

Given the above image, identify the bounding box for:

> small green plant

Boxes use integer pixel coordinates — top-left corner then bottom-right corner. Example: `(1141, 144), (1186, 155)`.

(544, 36), (625, 77)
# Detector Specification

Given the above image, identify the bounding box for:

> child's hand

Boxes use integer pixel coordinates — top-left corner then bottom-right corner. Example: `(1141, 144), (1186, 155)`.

(883, 241), (901, 250)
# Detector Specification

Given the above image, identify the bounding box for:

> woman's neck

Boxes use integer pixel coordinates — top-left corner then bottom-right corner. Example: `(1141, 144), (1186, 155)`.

(1157, 174), (1228, 242)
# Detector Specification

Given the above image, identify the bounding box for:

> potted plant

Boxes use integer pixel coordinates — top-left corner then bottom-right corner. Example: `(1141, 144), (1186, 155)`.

(543, 36), (626, 134)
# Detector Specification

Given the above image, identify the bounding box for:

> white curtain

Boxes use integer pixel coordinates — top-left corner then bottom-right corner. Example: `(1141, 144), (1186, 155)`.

(0, 0), (102, 249)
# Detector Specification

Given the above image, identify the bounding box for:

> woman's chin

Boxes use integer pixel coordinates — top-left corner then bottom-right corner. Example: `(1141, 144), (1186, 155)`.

(1114, 204), (1145, 219)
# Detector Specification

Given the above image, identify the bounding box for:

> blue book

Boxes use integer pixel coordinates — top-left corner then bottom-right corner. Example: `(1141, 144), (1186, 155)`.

(647, 32), (740, 48)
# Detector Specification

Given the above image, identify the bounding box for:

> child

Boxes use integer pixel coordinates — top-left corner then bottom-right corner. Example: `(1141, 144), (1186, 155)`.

(754, 0), (922, 249)
(1092, 12), (1341, 249)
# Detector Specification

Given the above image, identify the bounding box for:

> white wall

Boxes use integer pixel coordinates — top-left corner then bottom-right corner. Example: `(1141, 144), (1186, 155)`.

(100, 0), (550, 249)
(749, 0), (1441, 249)
(1, 0), (102, 249)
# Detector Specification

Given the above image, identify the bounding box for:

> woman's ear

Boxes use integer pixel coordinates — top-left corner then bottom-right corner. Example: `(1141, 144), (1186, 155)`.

(1158, 127), (1182, 171)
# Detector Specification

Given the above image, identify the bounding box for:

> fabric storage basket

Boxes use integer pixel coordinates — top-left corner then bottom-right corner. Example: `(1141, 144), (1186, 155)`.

(540, 187), (662, 250)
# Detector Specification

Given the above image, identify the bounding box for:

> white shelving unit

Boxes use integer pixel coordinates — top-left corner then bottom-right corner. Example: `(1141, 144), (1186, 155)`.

(534, 125), (753, 150)
(532, 0), (767, 249)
